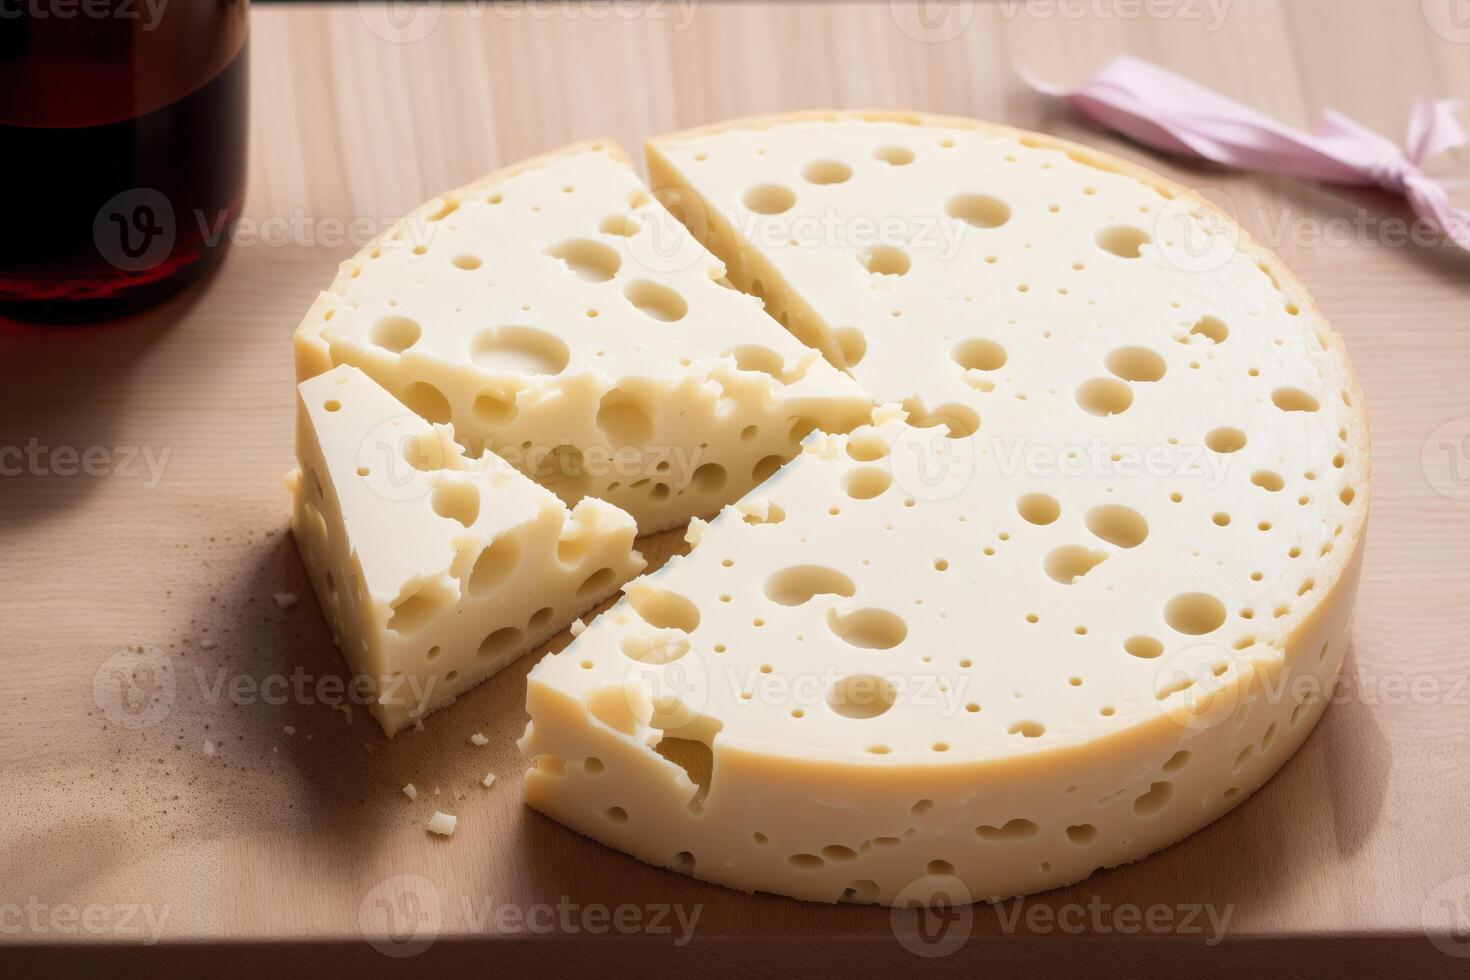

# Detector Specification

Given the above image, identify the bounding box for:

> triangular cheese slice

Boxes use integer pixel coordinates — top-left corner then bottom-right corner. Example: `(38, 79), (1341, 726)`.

(290, 364), (644, 735)
(295, 140), (872, 534)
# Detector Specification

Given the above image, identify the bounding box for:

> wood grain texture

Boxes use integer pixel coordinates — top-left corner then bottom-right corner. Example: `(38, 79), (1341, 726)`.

(2, 0), (1468, 958)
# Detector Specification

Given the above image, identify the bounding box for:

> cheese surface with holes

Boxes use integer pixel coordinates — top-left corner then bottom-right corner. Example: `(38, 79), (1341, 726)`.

(289, 365), (645, 735)
(517, 112), (1369, 905)
(295, 141), (872, 534)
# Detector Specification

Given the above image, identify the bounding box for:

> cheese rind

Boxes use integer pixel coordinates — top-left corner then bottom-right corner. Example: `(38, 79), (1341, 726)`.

(518, 112), (1369, 905)
(290, 364), (645, 735)
(522, 414), (1365, 903)
(294, 141), (872, 534)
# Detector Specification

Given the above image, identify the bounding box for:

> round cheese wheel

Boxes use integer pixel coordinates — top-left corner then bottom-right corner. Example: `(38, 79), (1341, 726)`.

(521, 112), (1369, 905)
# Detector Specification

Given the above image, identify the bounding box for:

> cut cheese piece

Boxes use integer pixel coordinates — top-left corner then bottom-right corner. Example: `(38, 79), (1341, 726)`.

(295, 140), (872, 534)
(522, 411), (1367, 904)
(519, 113), (1369, 905)
(289, 364), (645, 735)
(648, 111), (1355, 432)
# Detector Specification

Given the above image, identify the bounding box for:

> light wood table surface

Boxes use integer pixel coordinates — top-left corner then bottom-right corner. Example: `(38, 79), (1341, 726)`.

(3, 1), (1469, 973)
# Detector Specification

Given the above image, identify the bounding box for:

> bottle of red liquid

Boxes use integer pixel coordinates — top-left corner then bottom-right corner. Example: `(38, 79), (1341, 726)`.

(0, 1), (249, 323)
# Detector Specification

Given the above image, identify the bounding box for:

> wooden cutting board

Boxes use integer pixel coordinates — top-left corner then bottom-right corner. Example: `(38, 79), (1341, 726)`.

(4, 2), (1469, 972)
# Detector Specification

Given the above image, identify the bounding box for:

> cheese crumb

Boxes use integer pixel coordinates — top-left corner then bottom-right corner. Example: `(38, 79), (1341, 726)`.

(273, 591), (299, 609)
(284, 726), (296, 736)
(482, 772), (497, 788)
(872, 402), (907, 426)
(402, 783), (417, 800)
(469, 732), (489, 746)
(203, 740), (215, 757)
(199, 638), (217, 650)
(684, 517), (708, 548)
(734, 497), (770, 523)
(426, 811), (457, 836)
(569, 618), (587, 638)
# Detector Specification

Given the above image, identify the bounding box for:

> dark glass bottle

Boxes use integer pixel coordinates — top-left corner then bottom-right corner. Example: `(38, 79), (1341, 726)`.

(0, 1), (249, 322)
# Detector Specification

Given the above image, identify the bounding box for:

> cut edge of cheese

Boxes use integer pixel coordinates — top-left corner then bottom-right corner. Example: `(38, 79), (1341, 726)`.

(293, 138), (873, 535)
(289, 363), (646, 736)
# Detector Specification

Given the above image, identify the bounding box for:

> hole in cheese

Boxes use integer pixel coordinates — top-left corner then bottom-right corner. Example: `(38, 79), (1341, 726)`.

(826, 674), (897, 720)
(546, 238), (621, 282)
(945, 193), (1010, 229)
(826, 606), (907, 649)
(764, 565), (856, 606)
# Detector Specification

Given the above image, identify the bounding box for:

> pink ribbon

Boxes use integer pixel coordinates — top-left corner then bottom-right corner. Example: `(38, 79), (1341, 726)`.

(1024, 56), (1470, 252)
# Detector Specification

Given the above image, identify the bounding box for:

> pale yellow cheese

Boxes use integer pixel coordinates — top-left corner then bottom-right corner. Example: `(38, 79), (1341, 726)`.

(295, 141), (872, 534)
(289, 364), (645, 735)
(517, 113), (1369, 905)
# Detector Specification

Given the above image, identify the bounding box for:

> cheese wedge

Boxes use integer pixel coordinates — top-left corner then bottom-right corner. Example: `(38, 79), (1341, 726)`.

(295, 141), (872, 534)
(289, 365), (645, 735)
(518, 113), (1369, 904)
